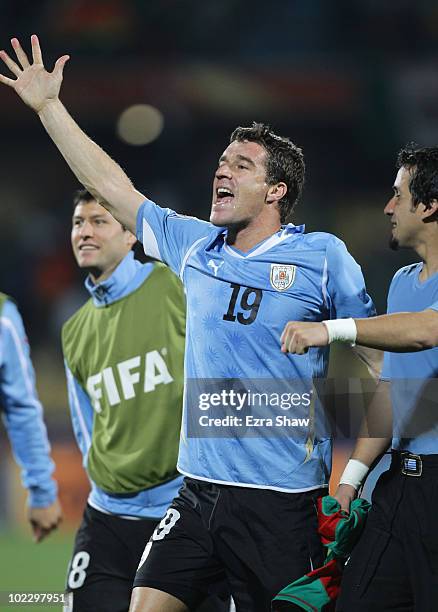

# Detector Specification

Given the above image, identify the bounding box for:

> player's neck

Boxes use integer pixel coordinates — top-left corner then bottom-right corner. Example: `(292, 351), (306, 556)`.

(227, 220), (281, 253)
(88, 263), (117, 285)
(416, 236), (438, 281)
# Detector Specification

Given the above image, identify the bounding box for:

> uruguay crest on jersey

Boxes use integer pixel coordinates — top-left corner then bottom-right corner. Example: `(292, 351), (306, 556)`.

(270, 264), (296, 291)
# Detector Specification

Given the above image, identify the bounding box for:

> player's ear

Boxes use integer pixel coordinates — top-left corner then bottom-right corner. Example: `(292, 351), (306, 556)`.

(125, 230), (137, 247)
(266, 182), (287, 204)
(421, 199), (438, 221)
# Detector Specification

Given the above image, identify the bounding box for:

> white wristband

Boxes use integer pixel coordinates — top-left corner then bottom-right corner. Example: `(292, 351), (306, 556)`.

(339, 459), (369, 490)
(322, 318), (357, 345)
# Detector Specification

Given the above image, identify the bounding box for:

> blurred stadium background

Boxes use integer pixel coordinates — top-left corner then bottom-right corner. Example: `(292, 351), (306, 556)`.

(0, 0), (437, 608)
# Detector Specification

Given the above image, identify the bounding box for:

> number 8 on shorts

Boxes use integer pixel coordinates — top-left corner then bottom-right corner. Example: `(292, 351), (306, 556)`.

(152, 508), (181, 541)
(67, 552), (91, 590)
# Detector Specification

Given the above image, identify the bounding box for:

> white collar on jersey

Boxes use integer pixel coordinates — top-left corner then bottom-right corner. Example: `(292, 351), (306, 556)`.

(218, 223), (305, 259)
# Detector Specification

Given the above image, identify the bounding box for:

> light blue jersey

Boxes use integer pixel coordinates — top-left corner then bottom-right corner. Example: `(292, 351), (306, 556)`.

(137, 199), (375, 491)
(381, 263), (438, 454)
(0, 298), (57, 507)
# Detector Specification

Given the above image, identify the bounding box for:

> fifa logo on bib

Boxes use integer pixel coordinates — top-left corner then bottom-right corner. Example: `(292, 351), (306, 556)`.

(270, 264), (296, 291)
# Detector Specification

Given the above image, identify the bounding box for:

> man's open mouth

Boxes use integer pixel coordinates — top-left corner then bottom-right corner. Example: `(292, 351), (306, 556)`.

(215, 187), (234, 204)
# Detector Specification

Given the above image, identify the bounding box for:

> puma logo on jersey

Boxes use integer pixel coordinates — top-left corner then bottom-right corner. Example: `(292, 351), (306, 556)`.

(86, 349), (174, 412)
(207, 259), (224, 277)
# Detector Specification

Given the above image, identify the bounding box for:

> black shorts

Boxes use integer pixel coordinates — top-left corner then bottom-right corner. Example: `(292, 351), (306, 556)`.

(337, 451), (438, 612)
(64, 503), (230, 612)
(134, 477), (325, 611)
(64, 504), (157, 612)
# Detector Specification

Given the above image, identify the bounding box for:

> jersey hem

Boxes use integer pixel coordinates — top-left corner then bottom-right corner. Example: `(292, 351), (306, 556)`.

(87, 497), (161, 520)
(177, 467), (329, 493)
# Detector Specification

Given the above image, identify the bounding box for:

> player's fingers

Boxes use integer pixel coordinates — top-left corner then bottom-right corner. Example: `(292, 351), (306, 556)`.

(30, 34), (43, 65)
(289, 332), (299, 354)
(11, 37), (30, 68)
(49, 517), (61, 531)
(282, 331), (292, 352)
(31, 523), (43, 543)
(292, 337), (301, 355)
(0, 72), (16, 87)
(0, 49), (21, 77)
(52, 54), (70, 77)
(280, 324), (288, 344)
(281, 322), (297, 344)
(295, 334), (309, 355)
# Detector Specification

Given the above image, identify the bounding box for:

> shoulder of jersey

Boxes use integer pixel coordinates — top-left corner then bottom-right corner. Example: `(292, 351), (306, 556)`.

(167, 211), (212, 226)
(61, 297), (93, 340)
(392, 262), (421, 281)
(286, 230), (340, 250)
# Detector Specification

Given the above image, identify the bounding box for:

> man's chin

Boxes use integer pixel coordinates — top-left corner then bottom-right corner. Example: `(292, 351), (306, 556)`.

(389, 237), (399, 251)
(77, 256), (99, 268)
(209, 211), (230, 227)
(76, 255), (102, 273)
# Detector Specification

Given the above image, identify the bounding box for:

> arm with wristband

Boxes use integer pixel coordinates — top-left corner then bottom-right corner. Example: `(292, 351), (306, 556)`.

(335, 380), (392, 512)
(281, 308), (438, 354)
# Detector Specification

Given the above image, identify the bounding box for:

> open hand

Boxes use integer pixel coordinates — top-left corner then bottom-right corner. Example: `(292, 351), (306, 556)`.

(281, 321), (329, 354)
(0, 35), (69, 113)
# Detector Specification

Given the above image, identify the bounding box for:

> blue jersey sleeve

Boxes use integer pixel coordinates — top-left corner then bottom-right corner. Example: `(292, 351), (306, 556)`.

(379, 269), (438, 382)
(325, 236), (376, 320)
(136, 199), (212, 276)
(379, 272), (398, 382)
(65, 364), (93, 471)
(0, 300), (57, 507)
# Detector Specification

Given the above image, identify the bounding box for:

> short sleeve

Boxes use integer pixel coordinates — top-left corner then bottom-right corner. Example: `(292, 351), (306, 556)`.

(379, 273), (397, 382)
(136, 199), (212, 276)
(325, 236), (376, 320)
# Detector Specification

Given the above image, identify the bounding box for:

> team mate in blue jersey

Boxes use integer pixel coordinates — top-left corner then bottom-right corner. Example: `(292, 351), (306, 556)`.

(0, 294), (62, 541)
(283, 144), (438, 610)
(135, 167), (376, 491)
(0, 37), (379, 612)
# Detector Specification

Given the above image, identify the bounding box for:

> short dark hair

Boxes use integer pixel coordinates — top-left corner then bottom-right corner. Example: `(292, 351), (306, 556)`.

(230, 122), (305, 223)
(72, 188), (96, 208)
(397, 143), (438, 210)
(72, 188), (127, 231)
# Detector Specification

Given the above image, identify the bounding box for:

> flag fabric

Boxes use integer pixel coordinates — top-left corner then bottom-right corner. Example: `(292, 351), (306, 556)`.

(272, 496), (371, 611)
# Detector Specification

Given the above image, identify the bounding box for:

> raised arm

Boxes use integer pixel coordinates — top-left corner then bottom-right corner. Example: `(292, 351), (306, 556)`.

(0, 35), (144, 233)
(281, 308), (438, 354)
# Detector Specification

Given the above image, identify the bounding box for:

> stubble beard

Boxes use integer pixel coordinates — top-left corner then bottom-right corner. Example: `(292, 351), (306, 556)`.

(389, 236), (399, 251)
